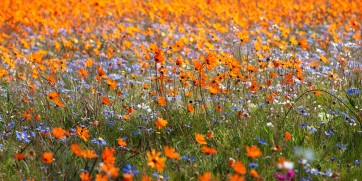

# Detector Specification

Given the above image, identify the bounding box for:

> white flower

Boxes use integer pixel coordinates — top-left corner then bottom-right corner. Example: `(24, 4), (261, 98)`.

(266, 122), (274, 127)
(283, 161), (294, 170)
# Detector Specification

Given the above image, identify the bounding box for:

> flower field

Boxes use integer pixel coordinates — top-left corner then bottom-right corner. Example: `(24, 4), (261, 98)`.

(0, 0), (361, 180)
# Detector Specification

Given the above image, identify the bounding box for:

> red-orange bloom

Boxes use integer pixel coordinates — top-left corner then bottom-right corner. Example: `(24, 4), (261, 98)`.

(163, 146), (180, 159)
(15, 153), (26, 161)
(147, 149), (166, 172)
(42, 152), (53, 164)
(157, 96), (167, 106)
(199, 172), (212, 181)
(195, 133), (207, 145)
(102, 147), (116, 165)
(80, 172), (92, 181)
(155, 118), (168, 130)
(76, 126), (90, 141)
(201, 146), (217, 155)
(52, 127), (65, 139)
(232, 161), (246, 175)
(71, 144), (83, 157)
(117, 138), (127, 147)
(285, 131), (292, 142)
(102, 96), (111, 105)
(246, 145), (262, 158)
(229, 174), (244, 181)
(78, 68), (88, 79)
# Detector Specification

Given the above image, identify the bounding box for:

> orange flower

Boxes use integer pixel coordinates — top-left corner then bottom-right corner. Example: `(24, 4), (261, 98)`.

(157, 96), (167, 106)
(204, 52), (218, 70)
(229, 174), (244, 181)
(147, 149), (166, 172)
(100, 163), (119, 178)
(102, 96), (111, 105)
(195, 133), (207, 145)
(248, 81), (259, 92)
(163, 146), (180, 159)
(78, 68), (88, 79)
(228, 158), (236, 166)
(201, 146), (217, 155)
(95, 174), (108, 181)
(285, 131), (292, 142)
(80, 172), (92, 181)
(47, 92), (59, 100)
(128, 107), (134, 114)
(206, 131), (213, 138)
(71, 144), (83, 157)
(81, 149), (98, 159)
(54, 98), (65, 108)
(154, 49), (165, 63)
(250, 169), (259, 178)
(141, 176), (152, 181)
(117, 138), (127, 147)
(15, 153), (26, 161)
(52, 127), (65, 139)
(46, 76), (56, 86)
(106, 78), (118, 90)
(298, 38), (308, 50)
(155, 118), (168, 130)
(97, 66), (107, 78)
(246, 145), (262, 158)
(85, 58), (94, 67)
(187, 104), (194, 112)
(76, 126), (90, 141)
(42, 152), (53, 164)
(124, 114), (130, 120)
(102, 147), (116, 165)
(199, 172), (212, 181)
(232, 161), (246, 175)
(123, 173), (133, 181)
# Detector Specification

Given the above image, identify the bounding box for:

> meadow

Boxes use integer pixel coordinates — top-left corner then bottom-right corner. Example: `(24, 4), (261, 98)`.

(0, 0), (361, 180)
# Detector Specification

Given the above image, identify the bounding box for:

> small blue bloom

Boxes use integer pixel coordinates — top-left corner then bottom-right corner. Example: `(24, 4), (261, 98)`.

(256, 137), (267, 145)
(122, 164), (139, 176)
(336, 143), (347, 150)
(347, 88), (360, 95)
(182, 155), (195, 162)
(152, 172), (170, 181)
(7, 122), (15, 129)
(91, 137), (107, 146)
(354, 160), (360, 166)
(249, 162), (258, 168)
(16, 131), (33, 143)
(324, 130), (334, 136)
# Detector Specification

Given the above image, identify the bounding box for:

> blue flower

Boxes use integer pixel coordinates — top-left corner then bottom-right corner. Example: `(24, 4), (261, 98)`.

(336, 143), (347, 150)
(249, 162), (258, 168)
(256, 137), (267, 145)
(347, 88), (360, 95)
(182, 155), (195, 162)
(7, 122), (15, 129)
(122, 164), (139, 176)
(152, 172), (170, 181)
(91, 137), (107, 146)
(16, 131), (34, 143)
(324, 130), (334, 136)
(354, 160), (360, 166)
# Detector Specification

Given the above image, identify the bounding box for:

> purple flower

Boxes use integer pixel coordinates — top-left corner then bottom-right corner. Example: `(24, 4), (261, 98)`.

(287, 170), (295, 178)
(274, 170), (295, 181)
